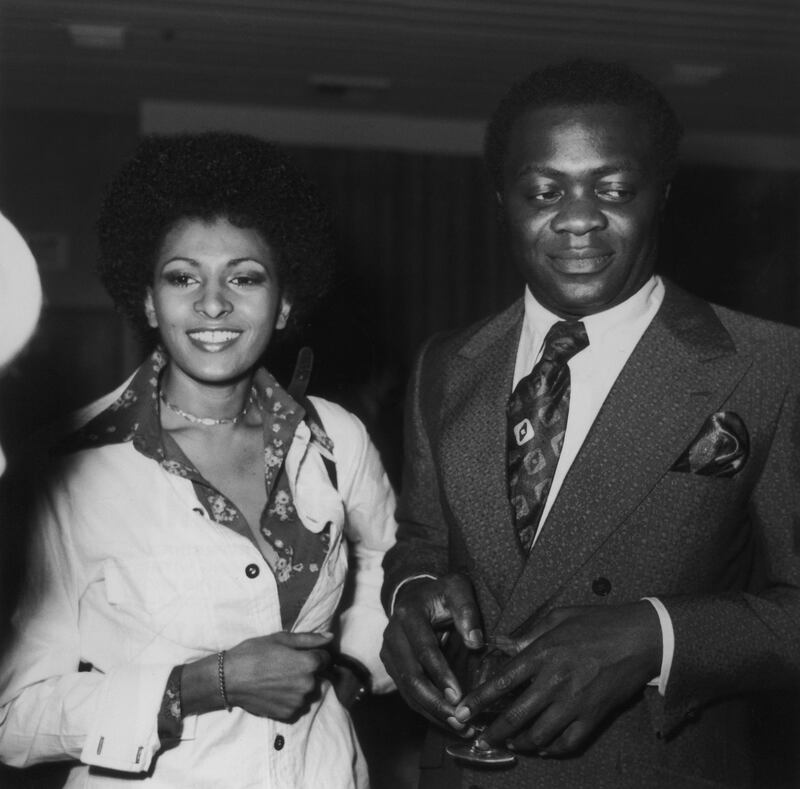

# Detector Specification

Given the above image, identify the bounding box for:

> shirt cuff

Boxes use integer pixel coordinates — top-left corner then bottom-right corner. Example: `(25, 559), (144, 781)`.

(642, 596), (674, 696)
(80, 663), (174, 773)
(389, 574), (438, 614)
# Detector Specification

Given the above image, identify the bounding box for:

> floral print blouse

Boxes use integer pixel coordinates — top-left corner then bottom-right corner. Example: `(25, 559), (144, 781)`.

(63, 347), (335, 630)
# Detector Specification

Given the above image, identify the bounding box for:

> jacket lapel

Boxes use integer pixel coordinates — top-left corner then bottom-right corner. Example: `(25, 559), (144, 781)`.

(497, 283), (753, 634)
(439, 301), (526, 611)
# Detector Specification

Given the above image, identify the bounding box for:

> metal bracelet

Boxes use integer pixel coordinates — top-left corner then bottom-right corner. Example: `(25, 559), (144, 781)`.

(217, 650), (232, 711)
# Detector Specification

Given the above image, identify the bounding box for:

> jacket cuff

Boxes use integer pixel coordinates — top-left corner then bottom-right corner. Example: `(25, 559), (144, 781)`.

(80, 663), (174, 773)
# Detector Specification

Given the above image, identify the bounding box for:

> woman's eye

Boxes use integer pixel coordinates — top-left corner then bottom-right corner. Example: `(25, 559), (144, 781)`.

(230, 273), (265, 287)
(163, 272), (196, 287)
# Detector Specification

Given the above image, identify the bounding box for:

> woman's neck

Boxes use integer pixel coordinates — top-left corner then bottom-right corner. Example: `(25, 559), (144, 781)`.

(159, 367), (256, 426)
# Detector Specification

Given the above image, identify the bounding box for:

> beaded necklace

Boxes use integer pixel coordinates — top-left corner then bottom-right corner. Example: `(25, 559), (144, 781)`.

(159, 388), (255, 426)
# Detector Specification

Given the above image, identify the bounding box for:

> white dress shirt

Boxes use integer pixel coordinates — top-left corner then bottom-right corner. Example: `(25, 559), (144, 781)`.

(515, 276), (673, 692)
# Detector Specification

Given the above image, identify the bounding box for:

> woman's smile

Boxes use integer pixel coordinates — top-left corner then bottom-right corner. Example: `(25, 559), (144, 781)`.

(186, 328), (244, 352)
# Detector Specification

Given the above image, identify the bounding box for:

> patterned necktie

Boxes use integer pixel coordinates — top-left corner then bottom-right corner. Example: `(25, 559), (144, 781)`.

(507, 320), (589, 553)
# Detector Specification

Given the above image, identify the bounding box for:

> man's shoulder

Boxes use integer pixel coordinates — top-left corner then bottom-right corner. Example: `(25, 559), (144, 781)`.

(420, 298), (524, 366)
(698, 297), (800, 383)
(711, 301), (800, 346)
(662, 280), (800, 356)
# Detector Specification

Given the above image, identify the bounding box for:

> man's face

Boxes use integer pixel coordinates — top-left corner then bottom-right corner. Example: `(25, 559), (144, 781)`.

(500, 103), (666, 318)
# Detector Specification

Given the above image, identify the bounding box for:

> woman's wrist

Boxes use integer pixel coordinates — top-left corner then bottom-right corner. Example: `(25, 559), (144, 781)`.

(217, 650), (232, 711)
(180, 653), (229, 716)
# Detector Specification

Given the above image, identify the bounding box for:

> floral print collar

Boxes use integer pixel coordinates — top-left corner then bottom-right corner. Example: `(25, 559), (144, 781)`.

(60, 347), (333, 480)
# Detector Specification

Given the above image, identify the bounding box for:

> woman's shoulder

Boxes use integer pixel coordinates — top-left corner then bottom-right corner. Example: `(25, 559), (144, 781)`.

(305, 396), (368, 444)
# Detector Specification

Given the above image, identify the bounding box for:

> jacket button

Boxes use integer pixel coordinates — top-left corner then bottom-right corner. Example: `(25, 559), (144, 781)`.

(245, 563), (260, 579)
(274, 734), (285, 750)
(592, 577), (612, 596)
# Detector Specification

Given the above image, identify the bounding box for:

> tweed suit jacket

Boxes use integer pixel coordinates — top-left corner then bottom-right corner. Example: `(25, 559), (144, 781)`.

(382, 281), (800, 789)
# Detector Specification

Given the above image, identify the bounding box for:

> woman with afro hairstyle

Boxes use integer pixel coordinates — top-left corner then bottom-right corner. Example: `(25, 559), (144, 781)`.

(0, 132), (396, 788)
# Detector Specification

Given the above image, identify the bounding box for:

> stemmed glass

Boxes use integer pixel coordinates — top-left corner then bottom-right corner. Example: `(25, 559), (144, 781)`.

(445, 637), (518, 767)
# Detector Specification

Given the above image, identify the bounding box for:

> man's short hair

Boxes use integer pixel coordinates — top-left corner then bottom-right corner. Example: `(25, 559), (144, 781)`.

(484, 59), (684, 191)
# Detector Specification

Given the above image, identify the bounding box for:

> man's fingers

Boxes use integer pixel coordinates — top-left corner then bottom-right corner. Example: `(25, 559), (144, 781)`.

(512, 607), (575, 651)
(396, 608), (464, 700)
(536, 719), (593, 758)
(444, 574), (484, 649)
(501, 696), (570, 753)
(454, 650), (534, 723)
(404, 672), (466, 728)
(414, 633), (464, 701)
(383, 642), (466, 731)
(473, 679), (549, 746)
(382, 615), (463, 725)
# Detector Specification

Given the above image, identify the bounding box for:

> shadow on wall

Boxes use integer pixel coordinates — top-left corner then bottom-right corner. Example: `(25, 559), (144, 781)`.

(659, 166), (800, 326)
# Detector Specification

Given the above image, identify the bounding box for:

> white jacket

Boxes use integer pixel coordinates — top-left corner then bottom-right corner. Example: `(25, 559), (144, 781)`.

(0, 394), (396, 788)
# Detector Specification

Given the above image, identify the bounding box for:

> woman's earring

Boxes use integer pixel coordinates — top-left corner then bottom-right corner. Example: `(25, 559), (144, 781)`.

(144, 291), (159, 328)
(277, 300), (292, 330)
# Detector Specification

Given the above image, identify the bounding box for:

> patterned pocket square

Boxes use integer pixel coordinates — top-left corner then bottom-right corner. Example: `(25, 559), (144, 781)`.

(672, 411), (749, 478)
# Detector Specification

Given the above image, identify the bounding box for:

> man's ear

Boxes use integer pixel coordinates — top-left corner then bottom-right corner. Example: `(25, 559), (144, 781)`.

(276, 295), (292, 331)
(144, 288), (158, 329)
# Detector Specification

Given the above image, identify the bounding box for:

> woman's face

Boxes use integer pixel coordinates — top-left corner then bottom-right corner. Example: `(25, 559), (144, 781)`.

(144, 216), (291, 387)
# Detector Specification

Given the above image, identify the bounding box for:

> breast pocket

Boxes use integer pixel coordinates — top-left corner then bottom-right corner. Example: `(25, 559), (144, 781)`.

(103, 550), (214, 652)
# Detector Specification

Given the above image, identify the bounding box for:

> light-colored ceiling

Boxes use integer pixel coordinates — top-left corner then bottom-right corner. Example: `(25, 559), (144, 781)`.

(1, 0), (799, 138)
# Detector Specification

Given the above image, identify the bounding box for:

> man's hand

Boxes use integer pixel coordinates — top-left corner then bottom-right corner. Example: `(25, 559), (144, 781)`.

(380, 573), (484, 731)
(454, 602), (661, 757)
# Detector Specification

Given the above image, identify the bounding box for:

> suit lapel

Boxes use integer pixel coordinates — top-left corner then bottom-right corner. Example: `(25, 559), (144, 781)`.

(439, 301), (526, 612)
(497, 283), (753, 634)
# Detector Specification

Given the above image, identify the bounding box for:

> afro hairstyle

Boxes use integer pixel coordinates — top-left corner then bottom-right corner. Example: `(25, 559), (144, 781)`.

(97, 131), (334, 341)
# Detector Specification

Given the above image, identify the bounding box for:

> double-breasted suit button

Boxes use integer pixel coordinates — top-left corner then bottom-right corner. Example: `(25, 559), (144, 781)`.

(245, 563), (260, 579)
(592, 577), (612, 596)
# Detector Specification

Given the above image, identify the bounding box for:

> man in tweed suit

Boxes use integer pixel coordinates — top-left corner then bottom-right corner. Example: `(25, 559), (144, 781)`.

(380, 60), (800, 788)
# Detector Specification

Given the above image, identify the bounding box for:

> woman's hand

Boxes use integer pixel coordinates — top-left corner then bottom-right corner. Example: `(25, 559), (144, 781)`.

(182, 631), (333, 722)
(226, 632), (333, 720)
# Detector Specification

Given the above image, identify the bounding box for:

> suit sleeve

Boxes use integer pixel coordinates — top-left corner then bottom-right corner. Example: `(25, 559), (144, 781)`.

(381, 338), (452, 612)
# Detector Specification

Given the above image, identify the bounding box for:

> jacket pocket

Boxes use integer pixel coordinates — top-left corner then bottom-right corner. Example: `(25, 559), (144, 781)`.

(102, 550), (213, 651)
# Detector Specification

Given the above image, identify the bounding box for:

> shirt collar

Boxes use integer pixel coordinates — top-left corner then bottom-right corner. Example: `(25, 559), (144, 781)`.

(522, 275), (663, 352)
(59, 348), (332, 460)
